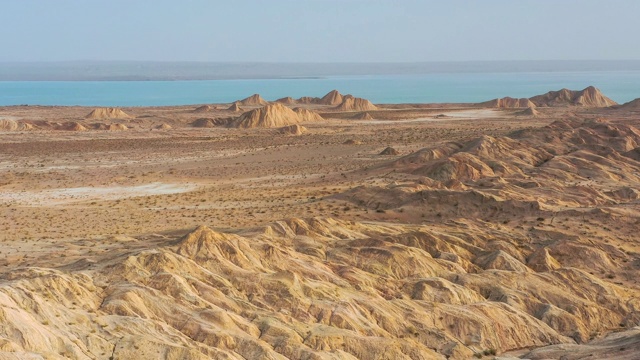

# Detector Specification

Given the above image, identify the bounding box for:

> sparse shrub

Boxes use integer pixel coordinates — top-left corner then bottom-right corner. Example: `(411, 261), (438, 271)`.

(484, 348), (497, 356)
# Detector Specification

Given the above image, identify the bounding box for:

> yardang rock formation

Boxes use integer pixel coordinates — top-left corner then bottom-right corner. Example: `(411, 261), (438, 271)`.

(85, 108), (132, 119)
(233, 103), (322, 128)
(237, 94), (268, 106)
(529, 86), (617, 107)
(334, 95), (378, 111)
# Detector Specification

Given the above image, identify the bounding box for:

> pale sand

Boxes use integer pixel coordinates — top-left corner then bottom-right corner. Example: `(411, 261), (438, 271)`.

(0, 182), (197, 205)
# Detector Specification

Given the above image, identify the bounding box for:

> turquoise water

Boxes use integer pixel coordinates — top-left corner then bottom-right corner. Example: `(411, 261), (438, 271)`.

(1, 71), (639, 106)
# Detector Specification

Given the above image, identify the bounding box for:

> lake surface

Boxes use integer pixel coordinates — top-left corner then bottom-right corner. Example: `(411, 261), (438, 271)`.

(1, 71), (639, 106)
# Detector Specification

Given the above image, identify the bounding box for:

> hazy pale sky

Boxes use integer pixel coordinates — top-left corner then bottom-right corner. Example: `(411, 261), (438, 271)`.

(1, 0), (638, 62)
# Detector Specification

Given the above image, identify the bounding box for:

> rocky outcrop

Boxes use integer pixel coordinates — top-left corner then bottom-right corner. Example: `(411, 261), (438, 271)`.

(481, 97), (536, 108)
(334, 95), (378, 111)
(278, 124), (307, 136)
(237, 94), (268, 106)
(85, 108), (132, 119)
(529, 86), (617, 107)
(233, 104), (322, 128)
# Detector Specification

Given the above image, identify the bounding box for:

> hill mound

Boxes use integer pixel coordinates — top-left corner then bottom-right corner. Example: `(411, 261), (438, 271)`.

(0, 119), (34, 131)
(227, 102), (242, 112)
(193, 105), (213, 113)
(293, 108), (323, 122)
(94, 123), (128, 131)
(293, 90), (343, 105)
(296, 96), (317, 104)
(237, 94), (268, 106)
(516, 106), (540, 117)
(279, 124), (307, 136)
(343, 116), (640, 215)
(275, 97), (296, 105)
(191, 118), (216, 128)
(319, 90), (344, 105)
(379, 147), (400, 155)
(85, 108), (132, 119)
(156, 123), (172, 130)
(480, 97), (536, 108)
(393, 142), (463, 168)
(57, 122), (88, 131)
(530, 86), (617, 107)
(191, 118), (232, 128)
(619, 98), (640, 109)
(106, 123), (128, 131)
(234, 104), (321, 129)
(351, 112), (374, 120)
(334, 95), (378, 111)
(234, 104), (300, 129)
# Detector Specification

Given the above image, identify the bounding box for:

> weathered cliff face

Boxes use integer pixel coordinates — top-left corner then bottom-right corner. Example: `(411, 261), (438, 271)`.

(2, 198), (639, 359)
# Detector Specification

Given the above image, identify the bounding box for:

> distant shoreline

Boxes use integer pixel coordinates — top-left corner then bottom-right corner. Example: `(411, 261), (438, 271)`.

(2, 60), (640, 81)
(2, 69), (639, 107)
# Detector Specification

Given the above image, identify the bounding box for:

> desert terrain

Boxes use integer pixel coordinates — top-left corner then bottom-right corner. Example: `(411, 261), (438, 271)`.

(1, 87), (640, 359)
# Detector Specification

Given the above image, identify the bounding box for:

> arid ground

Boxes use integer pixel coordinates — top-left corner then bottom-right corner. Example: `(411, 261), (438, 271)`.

(1, 89), (640, 359)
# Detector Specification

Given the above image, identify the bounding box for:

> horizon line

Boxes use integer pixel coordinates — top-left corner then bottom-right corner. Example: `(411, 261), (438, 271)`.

(2, 59), (640, 64)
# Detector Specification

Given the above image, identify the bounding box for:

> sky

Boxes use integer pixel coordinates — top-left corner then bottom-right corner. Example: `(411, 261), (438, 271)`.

(1, 0), (639, 62)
